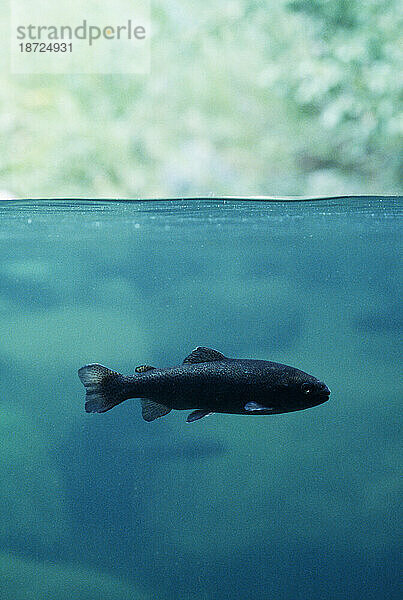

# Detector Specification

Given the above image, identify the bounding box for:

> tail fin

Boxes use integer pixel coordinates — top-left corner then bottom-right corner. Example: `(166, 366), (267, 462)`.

(78, 364), (126, 413)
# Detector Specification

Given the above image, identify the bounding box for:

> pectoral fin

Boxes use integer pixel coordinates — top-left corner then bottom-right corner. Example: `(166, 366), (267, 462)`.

(244, 402), (274, 412)
(186, 409), (214, 423)
(140, 399), (171, 422)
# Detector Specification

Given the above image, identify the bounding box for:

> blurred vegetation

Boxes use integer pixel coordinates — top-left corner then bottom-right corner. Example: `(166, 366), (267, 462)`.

(0, 0), (402, 197)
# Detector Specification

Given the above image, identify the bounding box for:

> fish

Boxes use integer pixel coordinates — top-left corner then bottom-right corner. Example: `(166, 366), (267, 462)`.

(78, 346), (330, 423)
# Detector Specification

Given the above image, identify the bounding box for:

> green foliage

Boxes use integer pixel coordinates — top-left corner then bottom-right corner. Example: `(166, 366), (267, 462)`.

(287, 0), (359, 30)
(0, 1), (401, 197)
(282, 0), (403, 190)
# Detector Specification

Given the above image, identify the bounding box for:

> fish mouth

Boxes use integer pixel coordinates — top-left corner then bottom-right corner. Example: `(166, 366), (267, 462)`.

(316, 384), (331, 398)
(316, 391), (330, 403)
(310, 386), (331, 405)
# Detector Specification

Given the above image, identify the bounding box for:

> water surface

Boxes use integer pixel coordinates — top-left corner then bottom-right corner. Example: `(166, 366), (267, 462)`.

(0, 197), (401, 600)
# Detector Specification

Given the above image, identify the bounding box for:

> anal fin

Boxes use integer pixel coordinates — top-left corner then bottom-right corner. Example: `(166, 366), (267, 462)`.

(140, 399), (171, 422)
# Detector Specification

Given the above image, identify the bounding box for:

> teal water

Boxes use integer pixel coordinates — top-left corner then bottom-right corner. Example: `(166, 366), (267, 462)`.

(0, 197), (401, 600)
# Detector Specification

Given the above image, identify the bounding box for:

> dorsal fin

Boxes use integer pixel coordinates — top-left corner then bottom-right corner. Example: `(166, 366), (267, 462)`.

(183, 346), (226, 364)
(135, 365), (155, 373)
(140, 399), (171, 422)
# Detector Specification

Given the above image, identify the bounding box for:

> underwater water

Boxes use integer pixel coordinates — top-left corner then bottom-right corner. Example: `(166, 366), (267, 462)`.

(0, 197), (401, 600)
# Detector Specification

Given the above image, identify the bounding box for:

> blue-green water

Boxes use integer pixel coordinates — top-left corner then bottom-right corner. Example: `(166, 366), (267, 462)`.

(0, 197), (401, 600)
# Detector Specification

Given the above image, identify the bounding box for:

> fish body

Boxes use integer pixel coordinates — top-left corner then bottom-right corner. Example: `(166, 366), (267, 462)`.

(78, 347), (330, 423)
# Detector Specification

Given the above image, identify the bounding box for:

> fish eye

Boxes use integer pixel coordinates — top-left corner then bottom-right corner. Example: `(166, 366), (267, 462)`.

(301, 382), (312, 394)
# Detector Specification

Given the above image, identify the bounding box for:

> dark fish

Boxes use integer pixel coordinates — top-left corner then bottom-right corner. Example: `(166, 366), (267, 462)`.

(78, 346), (330, 423)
